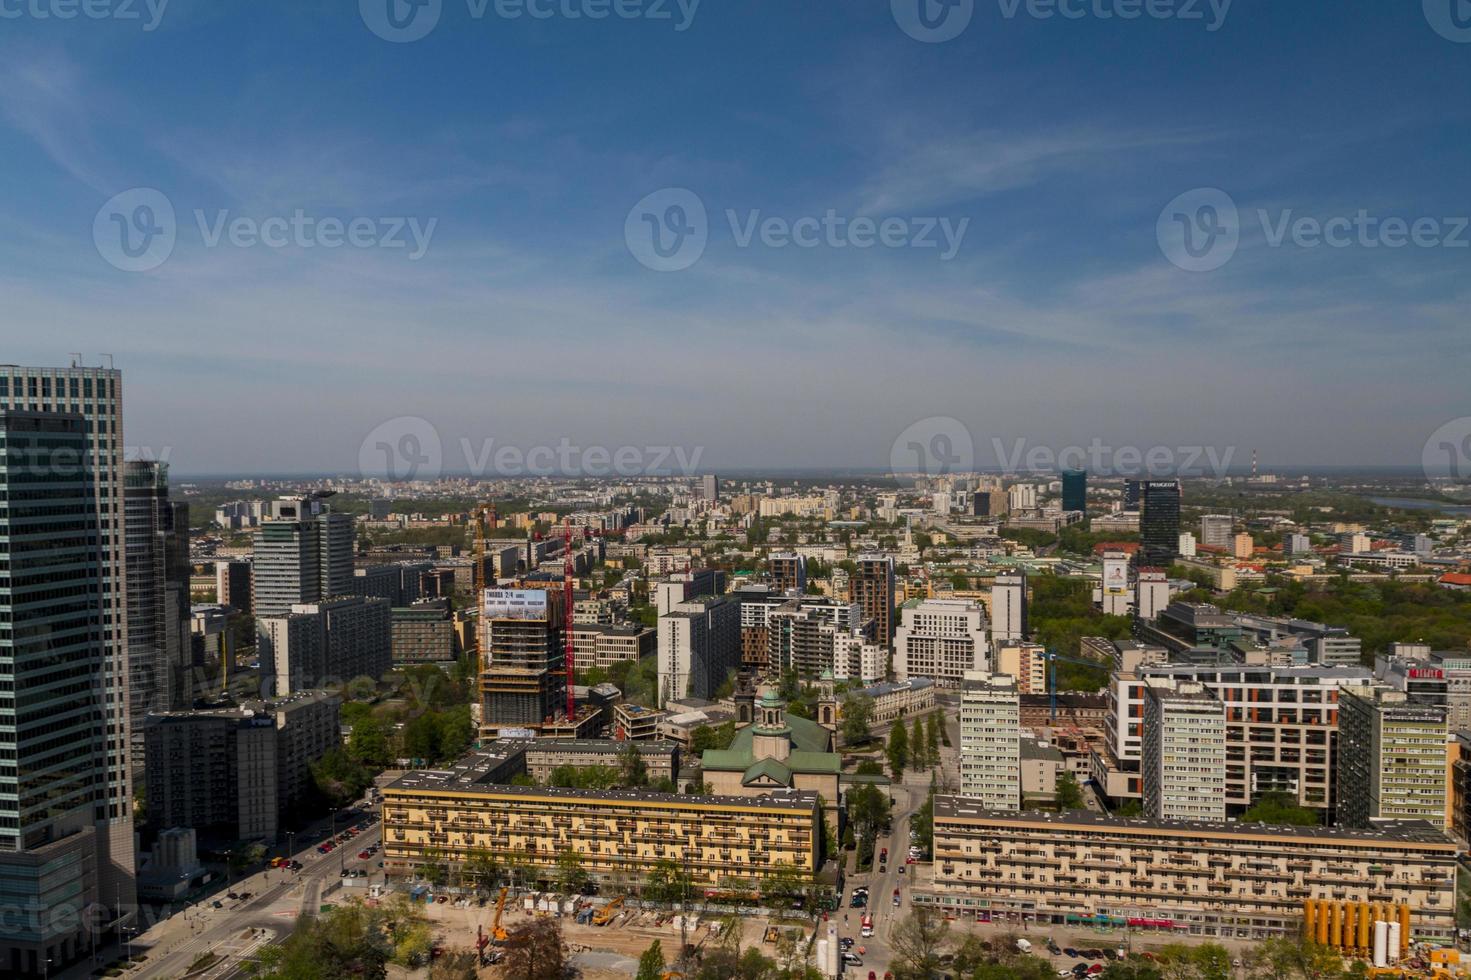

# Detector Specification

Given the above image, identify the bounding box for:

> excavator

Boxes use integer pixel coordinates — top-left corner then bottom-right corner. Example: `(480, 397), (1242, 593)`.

(593, 895), (624, 926)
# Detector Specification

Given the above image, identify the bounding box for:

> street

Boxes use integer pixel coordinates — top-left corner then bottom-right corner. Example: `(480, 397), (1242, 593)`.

(85, 815), (385, 980)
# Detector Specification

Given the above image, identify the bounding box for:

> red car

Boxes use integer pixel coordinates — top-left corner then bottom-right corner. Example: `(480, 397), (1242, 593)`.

(359, 850), (371, 859)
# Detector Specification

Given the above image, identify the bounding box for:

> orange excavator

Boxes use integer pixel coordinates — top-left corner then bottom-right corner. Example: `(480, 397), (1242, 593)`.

(490, 887), (509, 944)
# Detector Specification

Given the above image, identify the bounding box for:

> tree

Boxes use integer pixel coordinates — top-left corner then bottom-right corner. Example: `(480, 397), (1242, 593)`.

(620, 741), (649, 787)
(501, 918), (567, 980)
(1242, 790), (1320, 827)
(636, 939), (666, 980)
(840, 693), (875, 745)
(886, 721), (909, 779)
(889, 907), (950, 979)
(909, 717), (927, 771)
(643, 858), (693, 905)
(1244, 937), (1347, 979)
(925, 710), (941, 759)
(347, 713), (392, 768)
(1056, 771), (1084, 810)
(556, 849), (589, 894)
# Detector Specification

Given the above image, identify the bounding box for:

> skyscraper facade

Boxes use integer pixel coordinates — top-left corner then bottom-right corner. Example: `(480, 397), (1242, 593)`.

(0, 410), (107, 972)
(1138, 480), (1182, 568)
(124, 461), (190, 785)
(1060, 469), (1087, 513)
(0, 365), (136, 947)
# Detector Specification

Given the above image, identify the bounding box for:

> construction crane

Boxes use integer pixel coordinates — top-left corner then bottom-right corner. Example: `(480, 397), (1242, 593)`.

(1046, 648), (1110, 723)
(490, 886), (509, 943)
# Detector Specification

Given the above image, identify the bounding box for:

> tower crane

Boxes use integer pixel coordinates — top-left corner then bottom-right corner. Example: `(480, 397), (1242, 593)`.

(1045, 648), (1110, 723)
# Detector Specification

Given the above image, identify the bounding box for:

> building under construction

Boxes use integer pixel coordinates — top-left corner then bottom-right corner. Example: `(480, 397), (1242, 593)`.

(478, 587), (568, 738)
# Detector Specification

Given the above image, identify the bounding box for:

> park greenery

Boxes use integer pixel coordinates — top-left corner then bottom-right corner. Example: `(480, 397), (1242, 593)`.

(252, 895), (433, 978)
(1029, 576), (1133, 690)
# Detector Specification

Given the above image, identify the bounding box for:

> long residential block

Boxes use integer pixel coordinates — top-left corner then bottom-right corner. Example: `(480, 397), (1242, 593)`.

(921, 800), (1456, 942)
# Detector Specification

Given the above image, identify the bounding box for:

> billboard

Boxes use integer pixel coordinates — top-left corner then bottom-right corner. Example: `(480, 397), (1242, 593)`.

(1103, 557), (1129, 596)
(483, 588), (549, 620)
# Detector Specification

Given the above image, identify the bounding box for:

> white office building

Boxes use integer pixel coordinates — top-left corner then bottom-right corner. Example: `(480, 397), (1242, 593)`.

(895, 598), (990, 687)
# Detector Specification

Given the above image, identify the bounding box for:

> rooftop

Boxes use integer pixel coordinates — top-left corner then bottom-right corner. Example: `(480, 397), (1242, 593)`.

(386, 769), (819, 810)
(935, 797), (1454, 846)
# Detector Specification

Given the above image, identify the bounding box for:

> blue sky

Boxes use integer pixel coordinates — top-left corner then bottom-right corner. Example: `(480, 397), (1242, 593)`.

(1, 0), (1468, 475)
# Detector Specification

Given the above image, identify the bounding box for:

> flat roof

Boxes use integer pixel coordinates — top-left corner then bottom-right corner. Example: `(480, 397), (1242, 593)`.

(934, 797), (1453, 846)
(385, 771), (818, 810)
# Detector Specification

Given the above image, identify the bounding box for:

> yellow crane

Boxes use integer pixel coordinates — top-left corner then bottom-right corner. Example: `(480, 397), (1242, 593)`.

(491, 887), (509, 943)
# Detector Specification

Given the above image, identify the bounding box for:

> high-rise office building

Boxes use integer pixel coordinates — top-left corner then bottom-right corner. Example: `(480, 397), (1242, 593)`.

(1141, 680), (1227, 821)
(1199, 514), (1234, 550)
(1337, 688), (1448, 829)
(250, 494), (355, 618)
(124, 461), (191, 790)
(700, 473), (719, 502)
(1123, 479), (1142, 511)
(0, 364), (136, 949)
(0, 411), (110, 972)
(959, 671), (1020, 810)
(1138, 480), (1181, 568)
(989, 572), (1028, 643)
(258, 596), (392, 696)
(658, 596), (741, 704)
(851, 556), (896, 646)
(1061, 469), (1087, 514)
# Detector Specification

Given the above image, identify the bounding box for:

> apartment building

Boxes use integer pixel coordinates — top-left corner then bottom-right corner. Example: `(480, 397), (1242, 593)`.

(765, 598), (862, 677)
(1140, 664), (1374, 813)
(1337, 688), (1448, 829)
(768, 553), (807, 594)
(521, 740), (680, 785)
(143, 691), (341, 842)
(895, 598), (990, 687)
(1142, 681), (1227, 821)
(571, 623), (657, 669)
(259, 595), (392, 695)
(832, 631), (887, 684)
(989, 573), (1028, 642)
(391, 599), (458, 666)
(850, 556), (896, 645)
(657, 596), (741, 704)
(382, 765), (820, 889)
(960, 672), (1020, 810)
(995, 643), (1048, 695)
(924, 803), (1456, 942)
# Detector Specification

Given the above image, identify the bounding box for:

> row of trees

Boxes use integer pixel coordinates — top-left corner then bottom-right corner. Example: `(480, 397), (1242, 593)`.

(886, 709), (944, 779)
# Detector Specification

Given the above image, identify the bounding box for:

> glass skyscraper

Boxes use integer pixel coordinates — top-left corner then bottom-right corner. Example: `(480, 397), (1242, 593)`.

(1061, 469), (1087, 513)
(0, 410), (106, 973)
(1139, 479), (1182, 568)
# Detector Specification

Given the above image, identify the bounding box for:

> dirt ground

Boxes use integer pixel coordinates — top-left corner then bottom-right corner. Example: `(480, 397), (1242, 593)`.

(417, 895), (795, 978)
